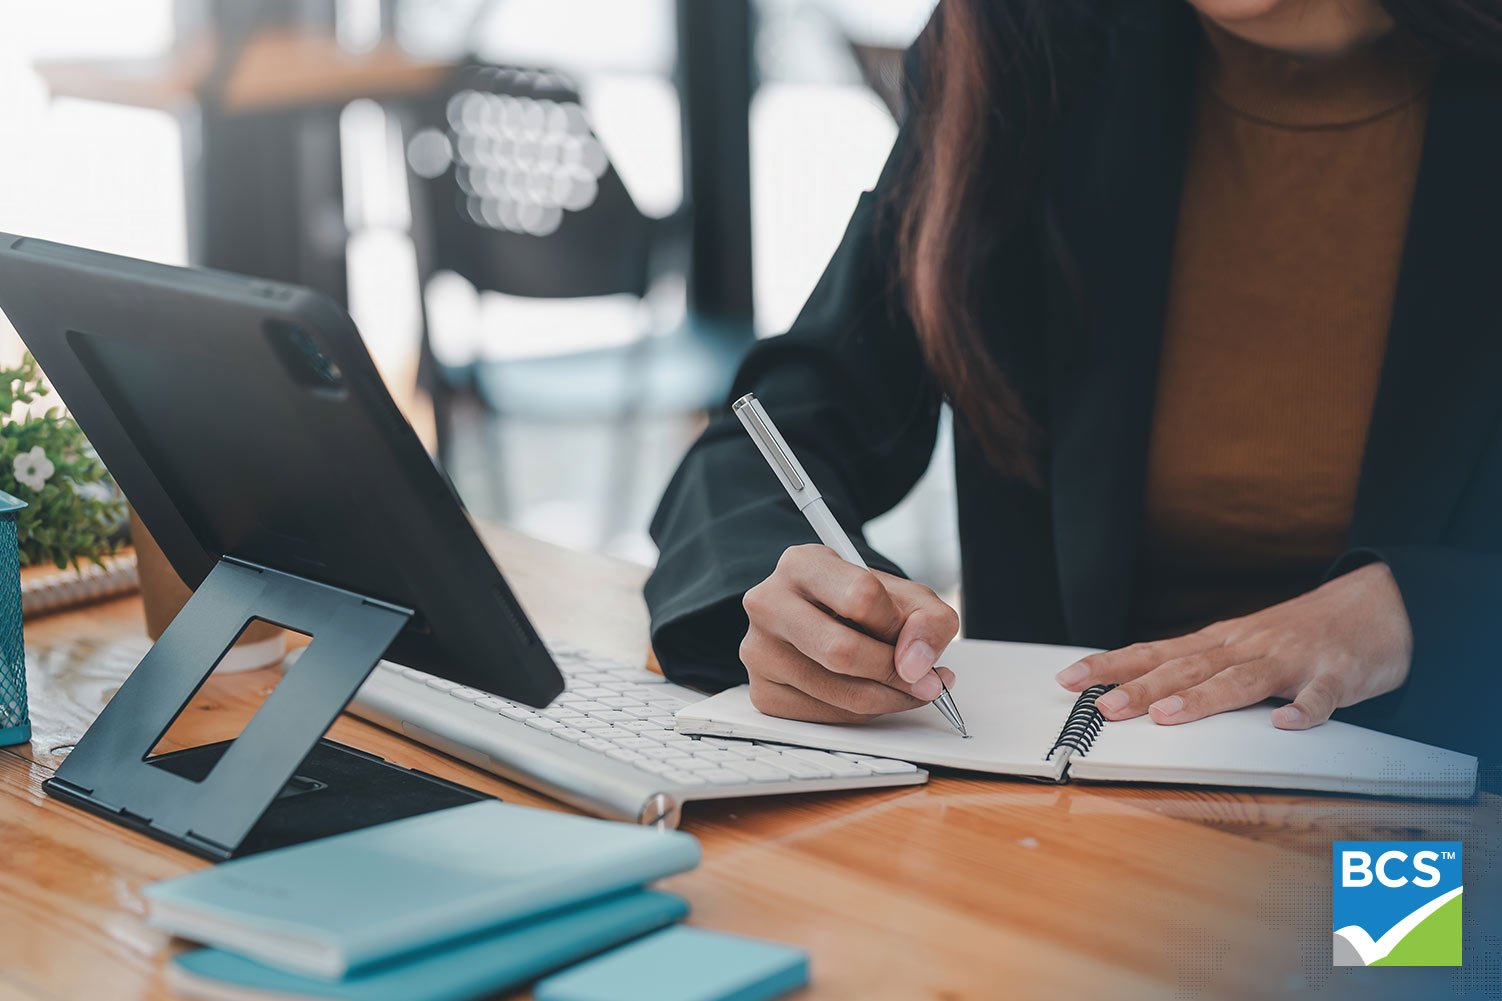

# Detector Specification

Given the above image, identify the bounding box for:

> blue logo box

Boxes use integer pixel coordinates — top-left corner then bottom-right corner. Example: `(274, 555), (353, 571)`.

(1332, 840), (1462, 967)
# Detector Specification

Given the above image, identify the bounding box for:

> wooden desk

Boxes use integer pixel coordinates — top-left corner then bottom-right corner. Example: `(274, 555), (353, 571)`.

(1, 526), (1495, 1000)
(33, 32), (454, 115)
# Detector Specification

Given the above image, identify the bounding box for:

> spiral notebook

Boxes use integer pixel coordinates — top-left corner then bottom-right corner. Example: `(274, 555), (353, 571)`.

(674, 640), (1477, 800)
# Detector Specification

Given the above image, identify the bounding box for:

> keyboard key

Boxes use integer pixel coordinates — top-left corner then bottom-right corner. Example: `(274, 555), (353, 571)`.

(592, 711), (633, 723)
(636, 760), (679, 775)
(621, 721), (668, 733)
(599, 681), (639, 692)
(424, 678), (459, 692)
(613, 737), (660, 750)
(678, 757), (728, 773)
(695, 768), (749, 785)
(659, 735), (698, 750)
(598, 696), (645, 709)
(745, 745), (788, 757)
(605, 748), (644, 763)
(638, 746), (685, 760)
(376, 660), (401, 672)
(622, 707), (660, 720)
(723, 761), (793, 782)
(778, 748), (870, 776)
(579, 738), (613, 752)
(648, 716), (679, 729)
(551, 727), (588, 743)
(571, 717), (612, 731)
(661, 769), (707, 786)
(524, 718), (562, 732)
(835, 755), (920, 774)
(571, 688), (614, 699)
(693, 737), (748, 750)
(693, 749), (755, 764)
(448, 687), (486, 702)
(767, 755), (832, 779)
(568, 701), (610, 713)
(474, 697), (508, 710)
(540, 707), (583, 720)
(495, 704), (534, 722)
(629, 673), (668, 684)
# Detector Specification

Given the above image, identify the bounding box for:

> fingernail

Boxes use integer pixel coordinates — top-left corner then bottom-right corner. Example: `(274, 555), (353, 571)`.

(1055, 663), (1088, 687)
(896, 640), (935, 683)
(912, 673), (942, 701)
(1149, 695), (1184, 718)
(1096, 689), (1129, 715)
(1272, 705), (1304, 728)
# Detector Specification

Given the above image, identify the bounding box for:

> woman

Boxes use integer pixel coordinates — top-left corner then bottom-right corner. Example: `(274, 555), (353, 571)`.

(646, 0), (1502, 763)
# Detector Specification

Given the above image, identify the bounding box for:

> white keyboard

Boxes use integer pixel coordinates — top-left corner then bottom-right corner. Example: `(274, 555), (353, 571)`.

(348, 641), (926, 828)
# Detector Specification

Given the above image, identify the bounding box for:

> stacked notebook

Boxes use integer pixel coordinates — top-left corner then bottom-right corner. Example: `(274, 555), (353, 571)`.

(149, 801), (704, 1001)
(675, 640), (1478, 800)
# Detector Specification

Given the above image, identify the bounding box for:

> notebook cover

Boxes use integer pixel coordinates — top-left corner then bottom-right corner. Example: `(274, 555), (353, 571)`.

(534, 926), (809, 1001)
(167, 890), (689, 1001)
(146, 801), (701, 979)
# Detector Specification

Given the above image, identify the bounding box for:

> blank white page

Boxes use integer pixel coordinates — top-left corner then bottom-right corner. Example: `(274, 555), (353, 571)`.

(1074, 701), (1478, 799)
(674, 640), (1094, 778)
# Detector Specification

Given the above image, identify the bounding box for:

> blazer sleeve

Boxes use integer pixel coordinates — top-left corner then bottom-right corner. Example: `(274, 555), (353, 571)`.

(644, 116), (942, 693)
(1328, 545), (1502, 765)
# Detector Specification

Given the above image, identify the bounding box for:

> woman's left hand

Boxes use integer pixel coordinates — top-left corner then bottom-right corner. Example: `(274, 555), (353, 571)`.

(1054, 562), (1414, 729)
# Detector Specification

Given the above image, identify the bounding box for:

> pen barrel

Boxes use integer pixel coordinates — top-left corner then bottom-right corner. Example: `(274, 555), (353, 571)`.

(804, 500), (867, 569)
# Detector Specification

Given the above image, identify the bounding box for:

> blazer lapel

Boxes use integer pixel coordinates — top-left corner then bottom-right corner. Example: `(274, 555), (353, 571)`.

(1352, 66), (1502, 545)
(1043, 2), (1198, 647)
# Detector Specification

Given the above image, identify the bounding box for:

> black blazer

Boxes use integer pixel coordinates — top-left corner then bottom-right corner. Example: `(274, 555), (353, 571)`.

(646, 0), (1502, 765)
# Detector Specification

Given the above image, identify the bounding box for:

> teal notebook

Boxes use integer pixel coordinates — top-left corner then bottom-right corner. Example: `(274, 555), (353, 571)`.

(166, 891), (688, 1001)
(535, 927), (809, 1001)
(146, 801), (701, 980)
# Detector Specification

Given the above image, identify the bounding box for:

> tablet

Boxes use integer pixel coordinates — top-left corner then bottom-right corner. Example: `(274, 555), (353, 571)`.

(0, 234), (562, 707)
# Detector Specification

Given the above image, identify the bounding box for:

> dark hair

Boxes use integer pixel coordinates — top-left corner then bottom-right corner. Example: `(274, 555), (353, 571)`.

(897, 0), (1502, 480)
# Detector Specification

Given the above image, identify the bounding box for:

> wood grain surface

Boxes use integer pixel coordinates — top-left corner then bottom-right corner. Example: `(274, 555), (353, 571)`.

(1, 525), (1495, 1001)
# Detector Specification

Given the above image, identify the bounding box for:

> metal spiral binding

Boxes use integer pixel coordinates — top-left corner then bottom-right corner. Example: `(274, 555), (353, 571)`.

(1046, 684), (1115, 761)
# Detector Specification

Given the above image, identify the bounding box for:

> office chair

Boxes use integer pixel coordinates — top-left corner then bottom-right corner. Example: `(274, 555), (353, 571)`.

(403, 64), (751, 540)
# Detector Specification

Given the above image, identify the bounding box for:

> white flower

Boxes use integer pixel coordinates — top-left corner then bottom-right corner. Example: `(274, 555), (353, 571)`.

(13, 446), (55, 492)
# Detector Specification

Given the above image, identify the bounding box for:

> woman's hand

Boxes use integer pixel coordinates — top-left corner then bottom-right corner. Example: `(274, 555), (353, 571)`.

(740, 544), (960, 723)
(1055, 562), (1413, 729)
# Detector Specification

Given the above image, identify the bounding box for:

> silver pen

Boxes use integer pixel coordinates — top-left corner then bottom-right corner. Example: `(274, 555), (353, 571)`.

(732, 393), (968, 737)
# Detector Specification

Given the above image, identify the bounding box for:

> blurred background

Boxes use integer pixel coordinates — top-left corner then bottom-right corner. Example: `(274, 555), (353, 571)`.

(0, 0), (958, 591)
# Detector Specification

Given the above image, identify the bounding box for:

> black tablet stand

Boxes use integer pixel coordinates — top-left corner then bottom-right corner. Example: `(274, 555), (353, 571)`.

(43, 558), (486, 861)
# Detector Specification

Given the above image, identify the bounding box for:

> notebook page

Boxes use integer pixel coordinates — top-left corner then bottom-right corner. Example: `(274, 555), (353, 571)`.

(674, 640), (1095, 778)
(1071, 701), (1477, 799)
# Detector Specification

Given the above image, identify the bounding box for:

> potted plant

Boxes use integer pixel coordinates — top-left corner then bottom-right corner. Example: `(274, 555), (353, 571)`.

(0, 353), (125, 568)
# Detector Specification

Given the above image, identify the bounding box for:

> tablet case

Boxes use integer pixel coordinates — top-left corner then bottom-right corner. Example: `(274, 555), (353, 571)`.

(0, 234), (564, 858)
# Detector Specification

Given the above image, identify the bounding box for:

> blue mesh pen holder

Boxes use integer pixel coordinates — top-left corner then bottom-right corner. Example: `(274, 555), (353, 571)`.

(0, 491), (28, 746)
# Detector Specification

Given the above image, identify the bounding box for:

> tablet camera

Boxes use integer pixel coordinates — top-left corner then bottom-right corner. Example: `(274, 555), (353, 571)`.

(265, 320), (345, 392)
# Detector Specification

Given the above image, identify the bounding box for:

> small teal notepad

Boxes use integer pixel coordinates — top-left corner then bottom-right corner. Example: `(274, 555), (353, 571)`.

(535, 926), (809, 1001)
(146, 801), (701, 979)
(167, 891), (689, 1001)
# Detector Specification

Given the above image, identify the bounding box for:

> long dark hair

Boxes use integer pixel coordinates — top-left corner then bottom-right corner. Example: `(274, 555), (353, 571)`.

(897, 0), (1502, 480)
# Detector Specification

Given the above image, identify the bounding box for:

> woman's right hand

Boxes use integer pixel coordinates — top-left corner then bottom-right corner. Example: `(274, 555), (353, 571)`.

(739, 544), (961, 723)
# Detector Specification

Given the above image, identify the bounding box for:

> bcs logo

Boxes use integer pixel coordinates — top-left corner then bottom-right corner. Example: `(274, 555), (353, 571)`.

(1332, 841), (1462, 967)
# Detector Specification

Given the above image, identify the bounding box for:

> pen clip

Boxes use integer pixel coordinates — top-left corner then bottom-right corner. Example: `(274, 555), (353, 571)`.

(734, 395), (804, 492)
